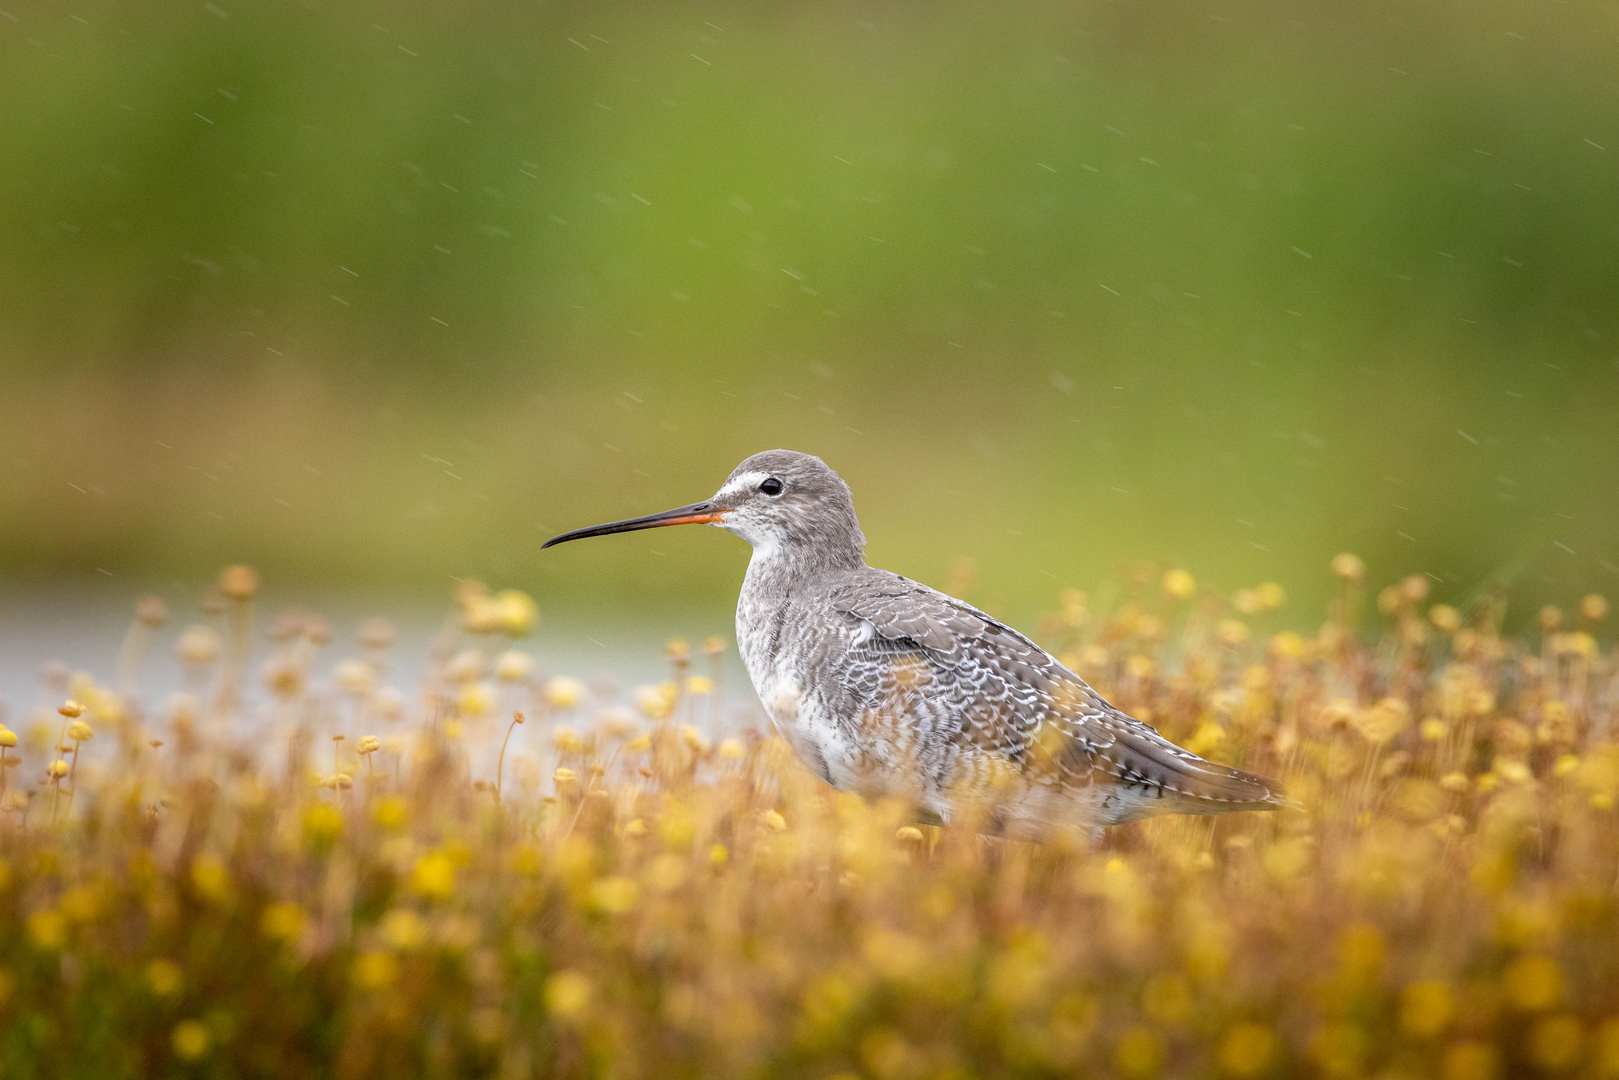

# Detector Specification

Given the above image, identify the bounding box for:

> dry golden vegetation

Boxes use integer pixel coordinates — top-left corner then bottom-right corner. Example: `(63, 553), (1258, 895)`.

(2, 563), (1618, 1080)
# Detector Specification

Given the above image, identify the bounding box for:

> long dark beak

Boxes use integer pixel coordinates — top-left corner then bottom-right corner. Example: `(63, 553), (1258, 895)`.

(542, 501), (726, 549)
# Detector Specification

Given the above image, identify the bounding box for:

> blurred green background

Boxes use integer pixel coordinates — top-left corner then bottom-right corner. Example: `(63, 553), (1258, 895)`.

(1, 0), (1615, 627)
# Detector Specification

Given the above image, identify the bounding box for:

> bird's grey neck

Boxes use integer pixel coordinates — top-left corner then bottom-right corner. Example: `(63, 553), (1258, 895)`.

(742, 537), (862, 593)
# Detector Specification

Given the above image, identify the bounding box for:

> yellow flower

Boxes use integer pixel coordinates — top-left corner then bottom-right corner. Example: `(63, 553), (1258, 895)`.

(633, 683), (677, 721)
(1218, 1022), (1275, 1077)
(176, 625), (221, 666)
(371, 795), (408, 830)
(718, 738), (745, 759)
(1331, 553), (1366, 582)
(302, 803), (343, 844)
(496, 590), (538, 636)
(495, 649), (534, 683)
(1400, 981), (1454, 1037)
(686, 675), (715, 695)
(1162, 568), (1196, 599)
(146, 959), (183, 997)
(1580, 593), (1608, 622)
(0, 726), (15, 748)
(1443, 1041), (1498, 1080)
(261, 902), (306, 942)
(1115, 1027), (1164, 1079)
(1504, 955), (1564, 1011)
(333, 659), (376, 695)
(357, 735), (380, 755)
(27, 909), (66, 950)
(762, 809), (787, 832)
(412, 852), (457, 899)
(352, 950), (398, 990)
(57, 700), (84, 719)
(191, 853), (232, 903)
(219, 564), (259, 600)
(66, 720), (93, 742)
(1255, 581), (1286, 610)
(550, 670), (589, 705)
(457, 682), (494, 717)
(545, 971), (591, 1019)
(1528, 1015), (1583, 1071)
(47, 760), (69, 778)
(589, 877), (640, 915)
(172, 1019), (211, 1061)
(1269, 631), (1305, 659)
(1429, 604), (1462, 633)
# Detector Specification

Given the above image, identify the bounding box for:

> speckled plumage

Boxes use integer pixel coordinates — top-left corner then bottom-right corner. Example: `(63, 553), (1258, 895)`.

(547, 449), (1287, 837)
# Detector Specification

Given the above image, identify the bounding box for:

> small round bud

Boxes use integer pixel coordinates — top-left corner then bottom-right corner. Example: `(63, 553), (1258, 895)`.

(0, 727), (17, 748)
(496, 590), (538, 636)
(1539, 605), (1562, 633)
(702, 636), (726, 657)
(1400, 574), (1430, 603)
(1429, 604), (1462, 633)
(358, 617), (396, 651)
(177, 626), (221, 667)
(136, 595), (169, 628)
(1581, 594), (1608, 623)
(304, 615), (332, 646)
(333, 659), (376, 696)
(495, 650), (534, 683)
(67, 720), (93, 742)
(262, 657), (305, 698)
(545, 675), (586, 709)
(1331, 553), (1366, 583)
(219, 565), (259, 601)
(58, 700), (84, 719)
(1161, 568), (1196, 599)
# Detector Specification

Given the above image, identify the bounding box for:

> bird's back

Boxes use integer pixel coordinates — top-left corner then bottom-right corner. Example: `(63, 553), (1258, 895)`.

(743, 562), (1286, 835)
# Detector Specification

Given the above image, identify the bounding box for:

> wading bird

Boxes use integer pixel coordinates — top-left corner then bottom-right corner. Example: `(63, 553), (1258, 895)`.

(545, 450), (1287, 837)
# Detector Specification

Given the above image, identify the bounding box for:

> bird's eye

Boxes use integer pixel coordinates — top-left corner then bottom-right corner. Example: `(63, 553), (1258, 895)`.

(759, 477), (784, 496)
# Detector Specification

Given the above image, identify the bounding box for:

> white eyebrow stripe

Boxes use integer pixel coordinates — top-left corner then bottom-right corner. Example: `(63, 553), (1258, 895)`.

(716, 470), (771, 498)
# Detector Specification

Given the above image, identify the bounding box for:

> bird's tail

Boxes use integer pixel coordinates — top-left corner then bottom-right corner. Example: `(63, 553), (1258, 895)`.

(1105, 721), (1296, 815)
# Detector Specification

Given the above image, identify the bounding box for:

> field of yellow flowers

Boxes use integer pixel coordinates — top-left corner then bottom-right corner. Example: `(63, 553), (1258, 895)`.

(2, 562), (1617, 1080)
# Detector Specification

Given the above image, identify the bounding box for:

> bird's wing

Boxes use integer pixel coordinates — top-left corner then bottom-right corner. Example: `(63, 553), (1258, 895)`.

(829, 570), (1284, 808)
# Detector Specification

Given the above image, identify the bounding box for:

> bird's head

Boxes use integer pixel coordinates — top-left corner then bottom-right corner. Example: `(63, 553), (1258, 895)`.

(543, 449), (865, 568)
